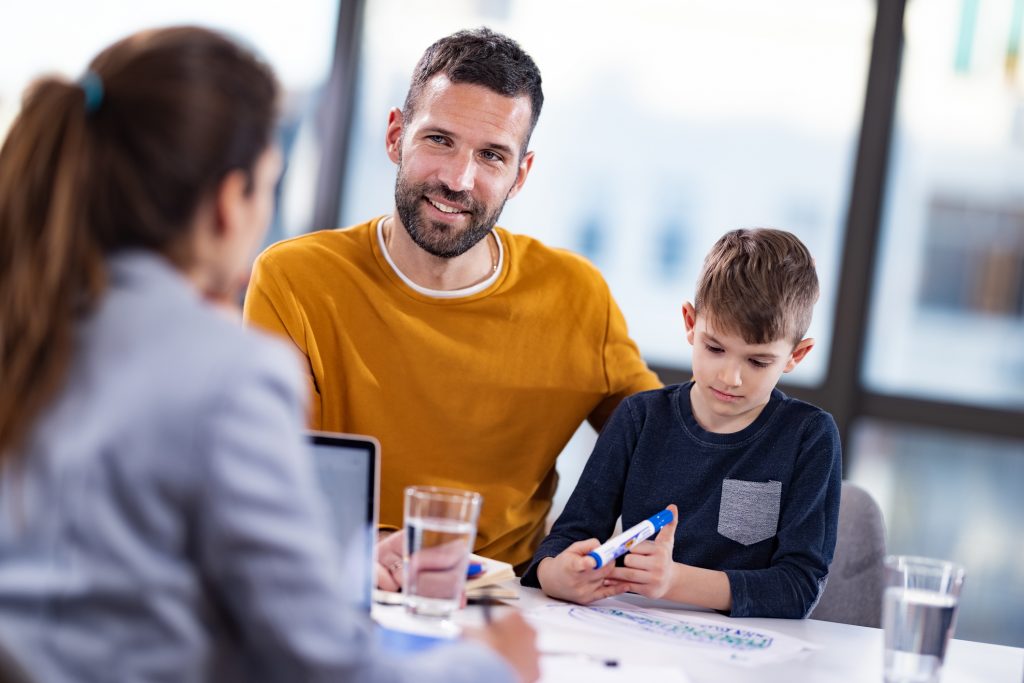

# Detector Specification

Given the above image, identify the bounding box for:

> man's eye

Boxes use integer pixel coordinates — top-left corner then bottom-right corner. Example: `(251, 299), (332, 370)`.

(427, 135), (448, 145)
(480, 150), (502, 162)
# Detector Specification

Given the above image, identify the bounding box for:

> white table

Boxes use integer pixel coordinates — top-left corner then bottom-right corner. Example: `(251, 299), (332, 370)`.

(374, 582), (1024, 683)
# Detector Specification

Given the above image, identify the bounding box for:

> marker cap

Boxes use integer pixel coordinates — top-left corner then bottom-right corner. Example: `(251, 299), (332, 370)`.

(648, 508), (674, 532)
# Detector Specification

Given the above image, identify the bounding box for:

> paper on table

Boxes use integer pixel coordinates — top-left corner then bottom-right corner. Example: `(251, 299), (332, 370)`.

(526, 600), (818, 667)
(541, 656), (692, 683)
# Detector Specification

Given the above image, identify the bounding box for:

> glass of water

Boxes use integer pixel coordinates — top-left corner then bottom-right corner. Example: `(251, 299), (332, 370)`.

(402, 486), (482, 619)
(882, 555), (966, 683)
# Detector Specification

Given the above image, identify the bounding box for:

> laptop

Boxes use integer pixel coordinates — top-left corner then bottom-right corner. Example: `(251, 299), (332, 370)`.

(306, 431), (380, 611)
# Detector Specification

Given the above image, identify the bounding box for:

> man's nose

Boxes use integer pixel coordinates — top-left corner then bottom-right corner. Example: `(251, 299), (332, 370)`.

(437, 152), (476, 193)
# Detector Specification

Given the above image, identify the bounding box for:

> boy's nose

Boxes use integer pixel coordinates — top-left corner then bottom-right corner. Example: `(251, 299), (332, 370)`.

(437, 153), (476, 193)
(718, 363), (743, 388)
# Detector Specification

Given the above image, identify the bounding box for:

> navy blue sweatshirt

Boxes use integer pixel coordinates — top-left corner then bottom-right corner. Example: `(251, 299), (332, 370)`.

(521, 382), (842, 618)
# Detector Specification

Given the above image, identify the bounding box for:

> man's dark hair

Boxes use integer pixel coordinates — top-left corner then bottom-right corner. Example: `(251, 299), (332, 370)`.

(403, 27), (544, 158)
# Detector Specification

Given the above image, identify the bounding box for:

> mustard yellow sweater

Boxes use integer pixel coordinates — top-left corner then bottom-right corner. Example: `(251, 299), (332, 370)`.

(244, 218), (661, 566)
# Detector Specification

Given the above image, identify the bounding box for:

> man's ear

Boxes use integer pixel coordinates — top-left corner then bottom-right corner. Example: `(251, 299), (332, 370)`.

(784, 338), (815, 373)
(385, 107), (404, 165)
(682, 302), (697, 346)
(506, 150), (535, 200)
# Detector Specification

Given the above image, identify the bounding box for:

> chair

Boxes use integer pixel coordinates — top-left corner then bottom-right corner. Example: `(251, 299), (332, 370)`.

(810, 481), (887, 628)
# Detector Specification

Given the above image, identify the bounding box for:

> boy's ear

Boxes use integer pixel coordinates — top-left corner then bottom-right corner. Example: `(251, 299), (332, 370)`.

(682, 302), (697, 346)
(783, 338), (815, 373)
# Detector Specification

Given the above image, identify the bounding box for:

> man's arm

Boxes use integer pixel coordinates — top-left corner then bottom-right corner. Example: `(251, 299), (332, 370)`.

(587, 282), (661, 431)
(243, 252), (322, 429)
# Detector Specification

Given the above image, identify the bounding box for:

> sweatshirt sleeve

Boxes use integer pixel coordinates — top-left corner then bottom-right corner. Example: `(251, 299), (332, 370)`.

(722, 411), (843, 618)
(586, 275), (662, 431)
(521, 398), (641, 588)
(242, 250), (323, 430)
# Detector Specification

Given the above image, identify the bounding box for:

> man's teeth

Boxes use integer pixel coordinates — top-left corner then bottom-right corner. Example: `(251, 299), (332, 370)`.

(428, 198), (462, 214)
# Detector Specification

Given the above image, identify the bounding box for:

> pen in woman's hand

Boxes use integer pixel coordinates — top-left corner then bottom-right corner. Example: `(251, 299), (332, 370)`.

(479, 595), (497, 624)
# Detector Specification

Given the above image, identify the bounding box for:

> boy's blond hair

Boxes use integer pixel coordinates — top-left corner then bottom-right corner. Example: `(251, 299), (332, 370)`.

(694, 228), (819, 345)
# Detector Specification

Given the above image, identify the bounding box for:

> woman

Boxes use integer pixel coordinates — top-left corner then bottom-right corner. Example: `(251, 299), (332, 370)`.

(0, 26), (537, 683)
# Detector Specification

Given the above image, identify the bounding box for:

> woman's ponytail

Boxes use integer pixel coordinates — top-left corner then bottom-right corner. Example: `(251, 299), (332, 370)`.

(0, 77), (106, 460)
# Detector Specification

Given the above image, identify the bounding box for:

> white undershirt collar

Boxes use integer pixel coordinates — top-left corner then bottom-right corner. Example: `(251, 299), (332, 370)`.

(376, 218), (504, 299)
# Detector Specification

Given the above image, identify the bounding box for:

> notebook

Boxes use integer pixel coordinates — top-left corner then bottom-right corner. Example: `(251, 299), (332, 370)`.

(307, 431), (380, 611)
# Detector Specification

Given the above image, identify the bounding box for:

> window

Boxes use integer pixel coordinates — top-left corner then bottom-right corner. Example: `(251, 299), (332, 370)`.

(849, 420), (1024, 647)
(864, 0), (1024, 408)
(340, 0), (876, 385)
(0, 1), (340, 246)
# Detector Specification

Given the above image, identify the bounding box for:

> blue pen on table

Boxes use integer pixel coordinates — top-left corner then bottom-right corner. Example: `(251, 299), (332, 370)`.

(587, 508), (674, 569)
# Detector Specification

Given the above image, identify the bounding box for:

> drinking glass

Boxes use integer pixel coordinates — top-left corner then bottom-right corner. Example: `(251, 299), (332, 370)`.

(882, 555), (966, 683)
(402, 486), (481, 619)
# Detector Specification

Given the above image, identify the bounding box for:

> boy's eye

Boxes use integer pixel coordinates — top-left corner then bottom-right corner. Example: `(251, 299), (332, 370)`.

(749, 359), (770, 369)
(704, 344), (723, 354)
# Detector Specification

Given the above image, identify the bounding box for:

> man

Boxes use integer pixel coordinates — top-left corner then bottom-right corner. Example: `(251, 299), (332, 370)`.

(244, 28), (660, 574)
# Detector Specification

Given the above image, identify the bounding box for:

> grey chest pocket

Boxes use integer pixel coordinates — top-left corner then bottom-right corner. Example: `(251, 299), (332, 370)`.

(717, 479), (782, 546)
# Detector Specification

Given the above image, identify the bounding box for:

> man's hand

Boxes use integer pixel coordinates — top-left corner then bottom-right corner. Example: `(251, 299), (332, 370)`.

(467, 612), (540, 683)
(375, 529), (405, 591)
(604, 504), (679, 599)
(535, 539), (629, 604)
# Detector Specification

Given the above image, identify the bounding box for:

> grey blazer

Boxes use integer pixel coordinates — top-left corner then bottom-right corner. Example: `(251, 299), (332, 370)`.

(0, 251), (510, 683)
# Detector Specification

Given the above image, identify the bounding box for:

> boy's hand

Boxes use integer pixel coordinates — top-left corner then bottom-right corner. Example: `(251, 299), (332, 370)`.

(536, 539), (629, 604)
(604, 504), (680, 600)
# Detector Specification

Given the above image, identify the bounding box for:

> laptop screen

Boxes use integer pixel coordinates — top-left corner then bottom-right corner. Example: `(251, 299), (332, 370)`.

(306, 431), (379, 611)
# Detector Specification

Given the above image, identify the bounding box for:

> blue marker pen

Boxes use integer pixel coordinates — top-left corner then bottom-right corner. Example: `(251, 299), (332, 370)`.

(587, 509), (675, 569)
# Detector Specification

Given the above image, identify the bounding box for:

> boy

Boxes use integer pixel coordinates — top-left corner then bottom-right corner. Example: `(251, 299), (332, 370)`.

(520, 228), (842, 618)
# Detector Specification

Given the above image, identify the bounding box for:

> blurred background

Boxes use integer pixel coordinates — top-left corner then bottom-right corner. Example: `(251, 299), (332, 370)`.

(2, 0), (1021, 648)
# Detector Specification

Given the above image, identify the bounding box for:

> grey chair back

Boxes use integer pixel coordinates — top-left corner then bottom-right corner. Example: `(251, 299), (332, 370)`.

(810, 481), (887, 627)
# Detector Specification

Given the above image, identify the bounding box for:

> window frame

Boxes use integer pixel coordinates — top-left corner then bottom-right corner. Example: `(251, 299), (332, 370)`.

(319, 0), (1024, 466)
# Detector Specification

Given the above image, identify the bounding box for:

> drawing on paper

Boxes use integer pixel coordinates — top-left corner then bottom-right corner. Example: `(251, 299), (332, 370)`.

(526, 601), (818, 667)
(563, 605), (773, 651)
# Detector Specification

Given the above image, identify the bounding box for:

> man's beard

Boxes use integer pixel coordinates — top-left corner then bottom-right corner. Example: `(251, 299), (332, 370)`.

(393, 167), (509, 259)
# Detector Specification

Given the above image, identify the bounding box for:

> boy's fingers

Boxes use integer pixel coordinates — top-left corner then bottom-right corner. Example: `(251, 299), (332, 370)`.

(599, 583), (630, 600)
(655, 504), (679, 547)
(591, 580), (630, 600)
(563, 540), (600, 571)
(608, 566), (647, 584)
(626, 540), (656, 556)
(566, 538), (601, 555)
(623, 552), (652, 570)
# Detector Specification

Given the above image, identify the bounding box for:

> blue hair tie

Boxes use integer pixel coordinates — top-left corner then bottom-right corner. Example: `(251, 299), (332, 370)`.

(78, 70), (104, 114)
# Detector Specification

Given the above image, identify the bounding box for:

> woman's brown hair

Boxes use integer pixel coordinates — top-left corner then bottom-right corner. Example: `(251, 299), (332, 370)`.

(0, 26), (279, 460)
